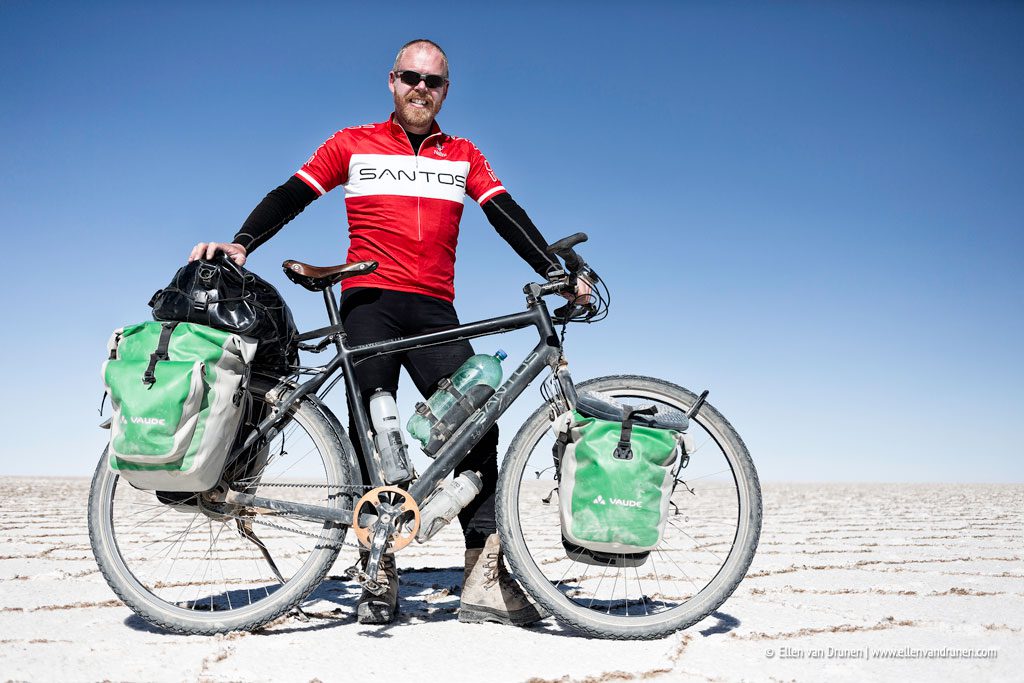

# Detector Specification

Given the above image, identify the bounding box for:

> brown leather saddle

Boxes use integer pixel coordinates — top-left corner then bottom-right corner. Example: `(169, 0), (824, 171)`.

(281, 260), (378, 292)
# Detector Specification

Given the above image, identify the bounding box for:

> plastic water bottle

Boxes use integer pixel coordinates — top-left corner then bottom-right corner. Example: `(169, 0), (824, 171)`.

(369, 390), (413, 483)
(416, 471), (484, 542)
(406, 350), (507, 448)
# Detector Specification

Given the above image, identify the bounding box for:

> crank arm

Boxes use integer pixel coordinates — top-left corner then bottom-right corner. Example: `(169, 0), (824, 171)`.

(219, 490), (353, 525)
(363, 524), (392, 587)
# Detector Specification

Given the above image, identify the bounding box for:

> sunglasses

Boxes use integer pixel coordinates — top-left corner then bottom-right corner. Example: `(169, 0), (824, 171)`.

(394, 70), (447, 89)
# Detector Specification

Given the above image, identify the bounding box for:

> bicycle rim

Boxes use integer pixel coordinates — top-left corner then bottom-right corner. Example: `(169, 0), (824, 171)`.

(88, 382), (357, 634)
(497, 375), (761, 639)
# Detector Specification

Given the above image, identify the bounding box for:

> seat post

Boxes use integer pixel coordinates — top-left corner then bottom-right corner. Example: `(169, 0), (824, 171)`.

(323, 285), (342, 326)
(323, 286), (345, 352)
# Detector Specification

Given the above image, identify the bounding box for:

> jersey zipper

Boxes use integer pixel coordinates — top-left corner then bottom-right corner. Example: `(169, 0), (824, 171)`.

(415, 131), (443, 243)
(415, 145), (421, 241)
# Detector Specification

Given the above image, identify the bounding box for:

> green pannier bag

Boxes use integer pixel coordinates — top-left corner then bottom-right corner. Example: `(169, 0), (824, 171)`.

(102, 321), (257, 492)
(555, 399), (685, 559)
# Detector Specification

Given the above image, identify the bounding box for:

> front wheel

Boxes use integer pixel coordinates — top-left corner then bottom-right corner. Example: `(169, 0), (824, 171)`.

(497, 375), (762, 640)
(88, 377), (362, 634)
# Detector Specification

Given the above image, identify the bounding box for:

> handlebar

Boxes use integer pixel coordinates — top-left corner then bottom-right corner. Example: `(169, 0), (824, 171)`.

(547, 232), (587, 275)
(531, 279), (575, 298)
(526, 231), (610, 324)
(546, 232), (600, 284)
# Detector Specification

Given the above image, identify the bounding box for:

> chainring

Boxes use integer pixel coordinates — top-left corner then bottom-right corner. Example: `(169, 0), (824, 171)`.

(352, 486), (421, 551)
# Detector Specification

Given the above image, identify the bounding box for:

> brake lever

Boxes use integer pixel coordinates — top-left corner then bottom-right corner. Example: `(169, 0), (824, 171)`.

(551, 303), (575, 324)
(552, 301), (597, 324)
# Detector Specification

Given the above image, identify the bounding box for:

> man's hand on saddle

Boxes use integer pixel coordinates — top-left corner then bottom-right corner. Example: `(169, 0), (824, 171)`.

(188, 242), (248, 266)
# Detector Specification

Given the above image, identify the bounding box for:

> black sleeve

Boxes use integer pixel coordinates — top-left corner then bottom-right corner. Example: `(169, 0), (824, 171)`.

(482, 193), (561, 278)
(233, 176), (319, 254)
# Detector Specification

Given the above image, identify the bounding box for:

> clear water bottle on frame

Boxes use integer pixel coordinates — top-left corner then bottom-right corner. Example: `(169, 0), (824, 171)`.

(369, 389), (414, 483)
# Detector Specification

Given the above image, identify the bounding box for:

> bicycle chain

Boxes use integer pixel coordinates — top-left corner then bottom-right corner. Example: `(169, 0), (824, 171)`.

(242, 514), (361, 551)
(214, 480), (373, 551)
(248, 482), (370, 492)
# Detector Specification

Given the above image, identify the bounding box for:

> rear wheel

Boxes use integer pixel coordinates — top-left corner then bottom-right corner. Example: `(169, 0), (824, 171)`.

(497, 375), (761, 639)
(88, 377), (362, 634)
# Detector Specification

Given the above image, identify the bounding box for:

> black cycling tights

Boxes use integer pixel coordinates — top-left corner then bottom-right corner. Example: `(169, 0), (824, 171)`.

(340, 287), (498, 549)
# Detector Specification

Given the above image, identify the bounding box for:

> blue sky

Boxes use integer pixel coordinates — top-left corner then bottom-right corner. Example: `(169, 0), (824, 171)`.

(1, 1), (1021, 481)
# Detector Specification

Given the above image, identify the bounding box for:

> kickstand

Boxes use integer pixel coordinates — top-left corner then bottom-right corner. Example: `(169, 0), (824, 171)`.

(236, 518), (314, 622)
(236, 518), (287, 584)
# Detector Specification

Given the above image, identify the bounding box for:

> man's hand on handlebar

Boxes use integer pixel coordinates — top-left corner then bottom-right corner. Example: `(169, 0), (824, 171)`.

(188, 242), (248, 266)
(560, 272), (594, 306)
(548, 270), (599, 323)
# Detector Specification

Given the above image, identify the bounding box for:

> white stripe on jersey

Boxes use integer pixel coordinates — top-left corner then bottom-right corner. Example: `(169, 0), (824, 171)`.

(477, 185), (506, 205)
(344, 154), (471, 204)
(296, 169), (327, 195)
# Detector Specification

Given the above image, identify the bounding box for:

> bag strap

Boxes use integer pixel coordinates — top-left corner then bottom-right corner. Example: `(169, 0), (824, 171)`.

(108, 328), (124, 360)
(143, 322), (179, 387)
(551, 412), (574, 481)
(613, 405), (657, 460)
(413, 377), (465, 429)
(233, 363), (251, 407)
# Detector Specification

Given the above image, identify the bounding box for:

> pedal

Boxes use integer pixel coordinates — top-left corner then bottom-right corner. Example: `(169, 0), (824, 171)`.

(343, 563), (388, 595)
(343, 564), (368, 582)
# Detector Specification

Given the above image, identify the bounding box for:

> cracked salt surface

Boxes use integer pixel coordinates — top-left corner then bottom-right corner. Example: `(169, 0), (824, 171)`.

(0, 478), (1020, 682)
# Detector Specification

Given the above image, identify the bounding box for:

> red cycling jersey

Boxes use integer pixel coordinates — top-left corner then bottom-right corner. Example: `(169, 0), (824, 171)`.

(295, 114), (507, 302)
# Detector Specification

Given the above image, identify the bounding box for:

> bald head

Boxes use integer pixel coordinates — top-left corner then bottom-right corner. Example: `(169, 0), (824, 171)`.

(393, 38), (449, 79)
(388, 38), (450, 134)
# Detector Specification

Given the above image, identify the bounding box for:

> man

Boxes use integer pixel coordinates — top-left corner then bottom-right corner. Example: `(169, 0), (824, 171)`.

(190, 39), (585, 626)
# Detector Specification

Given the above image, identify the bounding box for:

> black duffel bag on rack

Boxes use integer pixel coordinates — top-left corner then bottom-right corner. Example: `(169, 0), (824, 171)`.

(149, 253), (298, 370)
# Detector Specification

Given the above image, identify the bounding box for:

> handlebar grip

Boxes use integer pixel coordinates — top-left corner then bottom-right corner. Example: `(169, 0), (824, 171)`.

(561, 250), (584, 274)
(547, 232), (588, 274)
(548, 232), (588, 253)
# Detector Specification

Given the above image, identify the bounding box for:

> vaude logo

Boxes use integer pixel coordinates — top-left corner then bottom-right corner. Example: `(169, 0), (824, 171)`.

(593, 494), (642, 509)
(130, 416), (166, 426)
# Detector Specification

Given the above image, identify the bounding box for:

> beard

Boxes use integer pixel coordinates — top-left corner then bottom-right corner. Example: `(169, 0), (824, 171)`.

(393, 89), (442, 131)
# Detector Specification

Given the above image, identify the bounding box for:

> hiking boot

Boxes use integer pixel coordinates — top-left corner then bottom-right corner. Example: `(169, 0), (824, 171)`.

(459, 533), (547, 625)
(357, 550), (399, 624)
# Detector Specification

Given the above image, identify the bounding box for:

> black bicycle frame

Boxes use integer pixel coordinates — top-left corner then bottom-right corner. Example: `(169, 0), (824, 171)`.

(228, 285), (573, 510)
